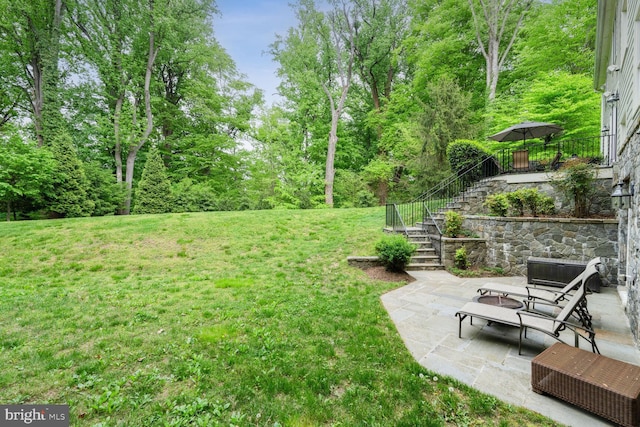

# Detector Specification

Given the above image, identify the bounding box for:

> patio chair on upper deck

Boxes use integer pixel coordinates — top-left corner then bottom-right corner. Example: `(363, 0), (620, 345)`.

(512, 149), (530, 172)
(550, 151), (562, 170)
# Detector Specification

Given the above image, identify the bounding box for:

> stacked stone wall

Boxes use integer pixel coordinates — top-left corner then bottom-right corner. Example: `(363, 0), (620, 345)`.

(462, 216), (618, 285)
(461, 171), (613, 217)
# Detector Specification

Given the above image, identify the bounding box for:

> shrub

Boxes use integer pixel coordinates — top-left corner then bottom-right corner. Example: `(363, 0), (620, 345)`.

(454, 246), (470, 270)
(375, 235), (417, 272)
(447, 140), (492, 183)
(484, 194), (509, 216)
(519, 188), (555, 217)
(134, 146), (173, 214)
(505, 191), (525, 216)
(552, 160), (597, 217)
(444, 211), (464, 237)
(486, 189), (555, 217)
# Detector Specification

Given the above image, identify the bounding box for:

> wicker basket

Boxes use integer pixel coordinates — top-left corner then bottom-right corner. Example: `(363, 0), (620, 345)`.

(532, 343), (640, 427)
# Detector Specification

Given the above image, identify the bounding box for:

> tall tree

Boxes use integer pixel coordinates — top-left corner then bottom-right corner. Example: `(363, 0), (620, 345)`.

(273, 0), (357, 207)
(512, 0), (596, 78)
(467, 0), (532, 101)
(352, 0), (408, 117)
(0, 0), (66, 145)
(419, 76), (476, 164)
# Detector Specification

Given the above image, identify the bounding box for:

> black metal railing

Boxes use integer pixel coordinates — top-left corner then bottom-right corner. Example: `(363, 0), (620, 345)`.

(493, 135), (604, 173)
(385, 134), (606, 232)
(385, 155), (499, 230)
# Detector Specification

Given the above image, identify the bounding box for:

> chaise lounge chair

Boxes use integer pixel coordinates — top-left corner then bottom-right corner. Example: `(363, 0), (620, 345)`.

(456, 264), (600, 355)
(477, 257), (601, 307)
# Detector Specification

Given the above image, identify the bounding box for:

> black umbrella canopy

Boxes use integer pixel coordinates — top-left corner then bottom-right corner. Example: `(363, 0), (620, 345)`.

(489, 121), (563, 143)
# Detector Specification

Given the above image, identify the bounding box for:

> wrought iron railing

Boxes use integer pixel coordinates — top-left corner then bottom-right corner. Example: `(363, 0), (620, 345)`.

(385, 155), (499, 230)
(385, 134), (606, 233)
(493, 135), (604, 173)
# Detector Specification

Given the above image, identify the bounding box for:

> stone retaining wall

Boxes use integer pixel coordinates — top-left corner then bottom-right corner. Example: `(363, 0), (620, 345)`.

(462, 216), (619, 285)
(431, 236), (487, 269)
(459, 168), (614, 217)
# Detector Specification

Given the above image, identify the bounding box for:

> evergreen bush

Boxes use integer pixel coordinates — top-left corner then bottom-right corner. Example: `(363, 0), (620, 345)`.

(375, 235), (417, 272)
(47, 133), (94, 218)
(134, 146), (173, 214)
(446, 140), (492, 183)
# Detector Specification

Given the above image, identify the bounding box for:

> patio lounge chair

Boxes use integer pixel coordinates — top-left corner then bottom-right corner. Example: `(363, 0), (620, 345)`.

(477, 257), (601, 305)
(476, 257), (602, 328)
(456, 265), (600, 355)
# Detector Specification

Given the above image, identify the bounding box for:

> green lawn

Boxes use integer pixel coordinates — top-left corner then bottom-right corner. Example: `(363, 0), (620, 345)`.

(0, 208), (557, 426)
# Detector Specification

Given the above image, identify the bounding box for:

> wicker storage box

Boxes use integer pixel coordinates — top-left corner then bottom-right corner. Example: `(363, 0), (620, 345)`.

(527, 257), (602, 292)
(532, 343), (640, 427)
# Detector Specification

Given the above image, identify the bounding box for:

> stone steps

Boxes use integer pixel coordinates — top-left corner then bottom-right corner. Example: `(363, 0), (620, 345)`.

(405, 232), (443, 271)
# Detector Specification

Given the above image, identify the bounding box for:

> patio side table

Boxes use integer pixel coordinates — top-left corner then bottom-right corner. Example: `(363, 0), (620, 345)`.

(532, 342), (640, 427)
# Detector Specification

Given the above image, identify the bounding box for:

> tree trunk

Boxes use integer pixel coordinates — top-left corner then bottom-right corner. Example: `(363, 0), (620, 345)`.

(323, 3), (355, 207)
(487, 39), (500, 101)
(468, 0), (531, 103)
(31, 56), (45, 147)
(122, 4), (158, 214)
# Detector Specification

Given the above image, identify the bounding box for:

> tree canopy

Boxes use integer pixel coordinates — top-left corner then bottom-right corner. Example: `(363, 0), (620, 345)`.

(0, 0), (600, 218)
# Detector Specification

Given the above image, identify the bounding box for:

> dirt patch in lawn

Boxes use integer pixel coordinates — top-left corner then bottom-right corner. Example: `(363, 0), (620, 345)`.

(364, 266), (416, 283)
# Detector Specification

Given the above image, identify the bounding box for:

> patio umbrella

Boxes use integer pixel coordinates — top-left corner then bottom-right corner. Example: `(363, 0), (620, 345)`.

(489, 121), (563, 144)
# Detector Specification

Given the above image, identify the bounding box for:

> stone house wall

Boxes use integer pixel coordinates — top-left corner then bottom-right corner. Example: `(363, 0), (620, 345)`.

(612, 130), (640, 343)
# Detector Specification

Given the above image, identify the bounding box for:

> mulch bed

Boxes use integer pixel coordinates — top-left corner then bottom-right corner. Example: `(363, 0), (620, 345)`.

(364, 266), (416, 283)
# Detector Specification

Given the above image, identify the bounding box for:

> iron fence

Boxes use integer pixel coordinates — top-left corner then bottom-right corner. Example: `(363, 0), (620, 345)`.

(385, 134), (606, 232)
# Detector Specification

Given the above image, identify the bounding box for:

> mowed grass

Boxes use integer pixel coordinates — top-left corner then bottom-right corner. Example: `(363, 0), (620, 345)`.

(0, 208), (557, 426)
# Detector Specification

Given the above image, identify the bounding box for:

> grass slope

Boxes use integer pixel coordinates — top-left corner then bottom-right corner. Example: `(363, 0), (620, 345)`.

(0, 208), (556, 426)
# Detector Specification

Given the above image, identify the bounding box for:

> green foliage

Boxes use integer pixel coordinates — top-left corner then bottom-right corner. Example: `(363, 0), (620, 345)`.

(375, 234), (417, 272)
(444, 210), (464, 237)
(552, 160), (597, 217)
(454, 246), (470, 270)
(83, 162), (123, 216)
(408, 0), (485, 110)
(487, 71), (600, 140)
(171, 179), (217, 213)
(418, 76), (477, 164)
(505, 191), (525, 216)
(47, 133), (94, 218)
(133, 146), (173, 215)
(518, 188), (555, 217)
(501, 188), (555, 217)
(447, 140), (491, 182)
(334, 169), (377, 208)
(0, 133), (54, 220)
(484, 193), (509, 216)
(513, 0), (596, 77)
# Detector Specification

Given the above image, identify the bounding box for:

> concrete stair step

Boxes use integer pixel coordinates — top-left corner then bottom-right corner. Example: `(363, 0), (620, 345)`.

(406, 263), (444, 271)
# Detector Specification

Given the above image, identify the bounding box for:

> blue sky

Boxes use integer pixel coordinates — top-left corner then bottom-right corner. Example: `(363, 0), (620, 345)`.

(213, 1), (296, 105)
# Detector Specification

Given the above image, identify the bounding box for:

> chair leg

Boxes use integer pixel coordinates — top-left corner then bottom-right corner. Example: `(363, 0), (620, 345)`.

(518, 327), (523, 355)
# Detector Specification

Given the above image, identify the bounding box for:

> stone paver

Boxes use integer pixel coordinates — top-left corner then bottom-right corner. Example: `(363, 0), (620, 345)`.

(381, 270), (640, 427)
